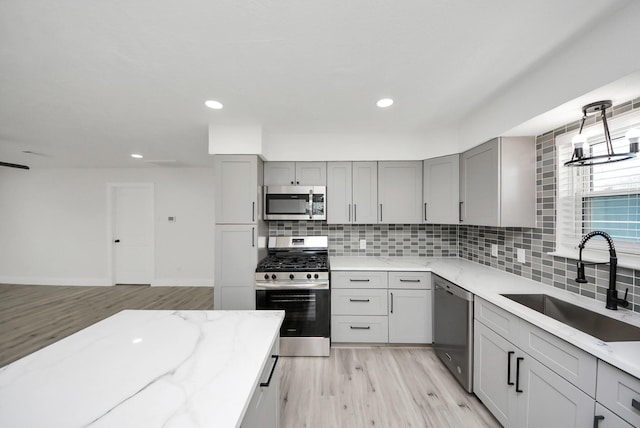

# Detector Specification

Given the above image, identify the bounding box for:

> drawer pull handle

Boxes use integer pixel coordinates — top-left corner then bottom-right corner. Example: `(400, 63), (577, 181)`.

(259, 355), (279, 388)
(593, 415), (604, 428)
(507, 351), (515, 386)
(349, 298), (370, 302)
(350, 326), (371, 330)
(399, 279), (421, 283)
(632, 398), (640, 411)
(349, 279), (370, 282)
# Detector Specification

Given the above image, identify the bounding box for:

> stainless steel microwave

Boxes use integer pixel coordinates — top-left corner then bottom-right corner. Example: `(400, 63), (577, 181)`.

(264, 186), (326, 220)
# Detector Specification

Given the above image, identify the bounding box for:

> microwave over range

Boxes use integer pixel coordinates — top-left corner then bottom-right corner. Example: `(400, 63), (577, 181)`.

(264, 186), (326, 220)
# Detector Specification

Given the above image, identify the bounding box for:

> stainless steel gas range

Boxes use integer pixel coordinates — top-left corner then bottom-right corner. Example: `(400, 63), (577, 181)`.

(255, 236), (330, 357)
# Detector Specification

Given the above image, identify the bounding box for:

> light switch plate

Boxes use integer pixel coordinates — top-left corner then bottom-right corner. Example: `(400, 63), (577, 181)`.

(517, 248), (526, 263)
(491, 244), (498, 257)
(360, 239), (366, 250)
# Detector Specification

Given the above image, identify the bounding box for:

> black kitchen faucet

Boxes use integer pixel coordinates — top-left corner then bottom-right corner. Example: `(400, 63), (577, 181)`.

(575, 231), (630, 310)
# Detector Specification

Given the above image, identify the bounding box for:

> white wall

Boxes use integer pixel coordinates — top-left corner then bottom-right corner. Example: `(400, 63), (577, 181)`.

(0, 167), (215, 286)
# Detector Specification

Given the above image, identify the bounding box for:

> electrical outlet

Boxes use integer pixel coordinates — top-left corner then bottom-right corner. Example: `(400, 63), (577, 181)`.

(360, 239), (366, 250)
(491, 244), (498, 257)
(517, 248), (526, 264)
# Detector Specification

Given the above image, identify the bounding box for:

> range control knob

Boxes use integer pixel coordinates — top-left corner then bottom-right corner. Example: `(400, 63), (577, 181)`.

(314, 274), (319, 279)
(307, 274), (312, 279)
(264, 274), (269, 280)
(289, 274), (295, 280)
(271, 274), (277, 280)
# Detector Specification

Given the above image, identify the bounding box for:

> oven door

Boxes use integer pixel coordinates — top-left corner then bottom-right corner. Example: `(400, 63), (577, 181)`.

(256, 288), (330, 338)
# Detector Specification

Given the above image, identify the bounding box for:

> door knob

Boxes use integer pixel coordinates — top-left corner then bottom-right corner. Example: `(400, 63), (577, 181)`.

(114, 239), (120, 243)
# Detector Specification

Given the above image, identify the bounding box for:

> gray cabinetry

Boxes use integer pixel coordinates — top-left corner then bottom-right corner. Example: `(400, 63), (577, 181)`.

(596, 361), (640, 428)
(460, 137), (535, 227)
(214, 155), (265, 310)
(326, 161), (377, 224)
(264, 161), (326, 186)
(423, 154), (459, 224)
(378, 161), (423, 224)
(241, 338), (280, 428)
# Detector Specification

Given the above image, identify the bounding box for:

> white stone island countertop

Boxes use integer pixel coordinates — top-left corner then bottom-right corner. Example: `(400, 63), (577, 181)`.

(0, 310), (284, 428)
(331, 256), (640, 379)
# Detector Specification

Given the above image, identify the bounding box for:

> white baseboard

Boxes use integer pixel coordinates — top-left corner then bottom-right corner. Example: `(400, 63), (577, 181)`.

(151, 278), (214, 287)
(0, 277), (111, 286)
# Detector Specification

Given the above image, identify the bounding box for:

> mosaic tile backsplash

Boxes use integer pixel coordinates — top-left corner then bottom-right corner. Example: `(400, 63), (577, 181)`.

(269, 97), (640, 313)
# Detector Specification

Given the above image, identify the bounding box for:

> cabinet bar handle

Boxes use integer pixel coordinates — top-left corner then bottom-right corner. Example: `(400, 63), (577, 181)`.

(632, 398), (640, 411)
(252, 201), (255, 222)
(348, 204), (351, 222)
(424, 202), (428, 221)
(593, 415), (604, 428)
(350, 326), (371, 330)
(515, 357), (524, 393)
(380, 204), (383, 222)
(459, 201), (464, 222)
(353, 204), (357, 222)
(349, 279), (370, 282)
(390, 292), (394, 313)
(252, 227), (255, 247)
(507, 351), (515, 386)
(260, 354), (280, 387)
(399, 279), (421, 283)
(349, 298), (370, 302)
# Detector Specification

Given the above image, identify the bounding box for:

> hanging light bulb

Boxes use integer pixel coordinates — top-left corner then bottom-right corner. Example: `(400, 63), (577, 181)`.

(625, 127), (640, 153)
(571, 133), (588, 159)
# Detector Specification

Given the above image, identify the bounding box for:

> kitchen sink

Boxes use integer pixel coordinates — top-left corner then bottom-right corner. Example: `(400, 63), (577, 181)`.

(501, 293), (640, 342)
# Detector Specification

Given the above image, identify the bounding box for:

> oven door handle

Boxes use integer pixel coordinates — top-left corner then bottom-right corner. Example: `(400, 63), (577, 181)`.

(256, 281), (329, 290)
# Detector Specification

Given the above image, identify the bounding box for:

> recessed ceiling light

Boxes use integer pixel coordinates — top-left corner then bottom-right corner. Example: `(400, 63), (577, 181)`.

(205, 100), (223, 110)
(376, 98), (394, 108)
(131, 154), (143, 159)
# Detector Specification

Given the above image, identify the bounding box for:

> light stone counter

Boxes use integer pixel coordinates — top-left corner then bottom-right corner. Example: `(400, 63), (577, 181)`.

(0, 310), (284, 428)
(331, 256), (640, 379)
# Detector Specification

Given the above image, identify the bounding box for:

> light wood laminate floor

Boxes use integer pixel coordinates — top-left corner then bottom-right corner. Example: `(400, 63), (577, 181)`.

(1, 284), (499, 427)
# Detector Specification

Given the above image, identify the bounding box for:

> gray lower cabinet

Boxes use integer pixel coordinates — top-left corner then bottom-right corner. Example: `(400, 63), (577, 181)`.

(377, 161), (423, 224)
(214, 225), (257, 310)
(331, 271), (432, 344)
(594, 403), (634, 428)
(596, 361), (640, 428)
(241, 339), (280, 428)
(474, 297), (596, 428)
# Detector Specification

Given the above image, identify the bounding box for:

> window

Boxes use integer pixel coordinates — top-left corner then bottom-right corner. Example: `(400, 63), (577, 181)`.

(556, 110), (640, 264)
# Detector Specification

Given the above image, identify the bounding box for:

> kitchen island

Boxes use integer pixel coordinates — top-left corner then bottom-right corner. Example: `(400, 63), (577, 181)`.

(0, 309), (284, 428)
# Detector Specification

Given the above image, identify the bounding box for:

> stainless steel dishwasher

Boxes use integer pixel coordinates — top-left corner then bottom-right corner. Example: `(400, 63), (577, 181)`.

(433, 274), (474, 393)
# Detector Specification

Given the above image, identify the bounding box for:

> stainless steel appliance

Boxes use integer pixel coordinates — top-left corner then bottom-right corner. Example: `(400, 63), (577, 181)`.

(255, 236), (330, 356)
(263, 186), (326, 220)
(433, 274), (474, 393)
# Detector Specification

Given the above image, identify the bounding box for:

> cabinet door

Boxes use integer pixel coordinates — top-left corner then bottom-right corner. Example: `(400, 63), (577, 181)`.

(214, 225), (257, 310)
(241, 340), (280, 428)
(423, 155), (459, 224)
(516, 352), (594, 428)
(352, 162), (378, 224)
(378, 161), (423, 224)
(214, 155), (258, 224)
(296, 162), (327, 185)
(264, 162), (296, 185)
(326, 162), (352, 224)
(460, 138), (500, 226)
(388, 289), (432, 344)
(473, 320), (516, 427)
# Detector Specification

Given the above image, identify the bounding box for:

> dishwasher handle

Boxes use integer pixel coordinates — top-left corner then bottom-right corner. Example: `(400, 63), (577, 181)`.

(434, 276), (473, 301)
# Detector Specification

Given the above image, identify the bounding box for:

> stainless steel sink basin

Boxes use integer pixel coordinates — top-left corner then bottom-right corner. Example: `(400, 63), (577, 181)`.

(500, 293), (640, 342)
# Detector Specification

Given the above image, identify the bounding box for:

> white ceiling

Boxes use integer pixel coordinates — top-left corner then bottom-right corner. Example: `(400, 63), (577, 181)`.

(1, 0), (638, 168)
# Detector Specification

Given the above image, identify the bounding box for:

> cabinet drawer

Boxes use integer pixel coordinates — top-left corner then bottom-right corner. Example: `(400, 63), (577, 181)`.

(519, 320), (597, 397)
(332, 289), (387, 316)
(474, 297), (520, 345)
(331, 315), (388, 343)
(595, 403), (634, 428)
(388, 271), (431, 290)
(331, 271), (388, 289)
(597, 361), (640, 427)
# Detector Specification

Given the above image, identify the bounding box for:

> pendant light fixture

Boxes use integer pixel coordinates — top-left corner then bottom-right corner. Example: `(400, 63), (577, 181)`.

(564, 100), (639, 167)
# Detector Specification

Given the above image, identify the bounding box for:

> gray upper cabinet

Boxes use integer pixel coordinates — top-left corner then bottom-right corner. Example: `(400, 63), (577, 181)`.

(327, 161), (378, 224)
(264, 161), (326, 186)
(378, 161), (423, 224)
(423, 154), (460, 224)
(460, 137), (535, 227)
(214, 155), (260, 224)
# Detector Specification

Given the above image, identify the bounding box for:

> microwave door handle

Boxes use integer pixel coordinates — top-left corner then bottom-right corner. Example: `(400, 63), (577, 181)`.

(308, 190), (313, 219)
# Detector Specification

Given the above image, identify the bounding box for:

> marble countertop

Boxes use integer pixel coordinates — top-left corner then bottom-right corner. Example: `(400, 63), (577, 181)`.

(0, 310), (284, 428)
(331, 256), (640, 379)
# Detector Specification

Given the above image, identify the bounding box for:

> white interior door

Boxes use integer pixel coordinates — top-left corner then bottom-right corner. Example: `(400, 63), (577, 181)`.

(112, 185), (154, 284)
